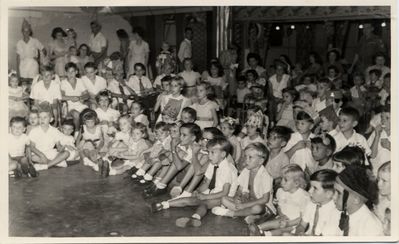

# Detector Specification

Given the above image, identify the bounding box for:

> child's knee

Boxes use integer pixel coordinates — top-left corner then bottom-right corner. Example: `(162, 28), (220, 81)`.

(251, 205), (264, 215)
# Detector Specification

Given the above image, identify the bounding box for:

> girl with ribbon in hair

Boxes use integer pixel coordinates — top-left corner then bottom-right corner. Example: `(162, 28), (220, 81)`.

(8, 70), (29, 119)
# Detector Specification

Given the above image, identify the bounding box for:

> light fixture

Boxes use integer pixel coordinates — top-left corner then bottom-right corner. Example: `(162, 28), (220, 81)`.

(305, 25), (310, 29)
(275, 25), (280, 30)
(359, 24), (364, 29)
(290, 25), (295, 30)
(381, 22), (386, 27)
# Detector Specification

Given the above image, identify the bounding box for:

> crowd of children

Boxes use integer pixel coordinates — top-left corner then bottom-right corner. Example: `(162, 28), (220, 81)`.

(8, 21), (392, 237)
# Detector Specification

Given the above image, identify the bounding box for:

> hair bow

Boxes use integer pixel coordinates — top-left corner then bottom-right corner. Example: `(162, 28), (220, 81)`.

(221, 117), (239, 126)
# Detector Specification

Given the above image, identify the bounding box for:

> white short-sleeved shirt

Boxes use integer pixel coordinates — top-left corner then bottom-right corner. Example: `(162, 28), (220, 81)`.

(9, 133), (30, 157)
(234, 166), (273, 210)
(284, 131), (316, 171)
(177, 38), (192, 62)
(126, 75), (153, 97)
(30, 80), (62, 104)
(348, 204), (384, 236)
(60, 78), (88, 112)
(179, 70), (200, 87)
(81, 75), (107, 96)
(276, 187), (310, 220)
(176, 144), (193, 163)
(333, 130), (371, 155)
(59, 134), (76, 147)
(204, 158), (238, 197)
(89, 32), (107, 53)
(266, 150), (290, 179)
(302, 200), (343, 236)
(95, 107), (120, 123)
(29, 125), (62, 154)
(269, 74), (290, 99)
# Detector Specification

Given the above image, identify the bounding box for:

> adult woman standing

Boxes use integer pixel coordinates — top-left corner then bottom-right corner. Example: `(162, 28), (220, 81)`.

(77, 44), (94, 76)
(127, 26), (150, 78)
(16, 19), (46, 87)
(49, 27), (68, 79)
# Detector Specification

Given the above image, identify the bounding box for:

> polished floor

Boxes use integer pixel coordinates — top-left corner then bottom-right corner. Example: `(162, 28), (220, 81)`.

(9, 163), (248, 237)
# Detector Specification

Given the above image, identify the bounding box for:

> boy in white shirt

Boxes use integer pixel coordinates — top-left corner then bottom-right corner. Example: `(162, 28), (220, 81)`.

(59, 119), (79, 162)
(295, 169), (343, 236)
(29, 102), (70, 170)
(81, 62), (107, 108)
(333, 107), (371, 155)
(9, 116), (37, 177)
(30, 66), (62, 127)
(333, 164), (384, 236)
(150, 137), (238, 228)
(212, 143), (273, 222)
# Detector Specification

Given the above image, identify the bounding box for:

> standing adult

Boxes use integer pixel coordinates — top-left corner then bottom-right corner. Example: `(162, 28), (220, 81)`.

(49, 27), (68, 79)
(127, 26), (150, 78)
(16, 19), (46, 87)
(177, 27), (193, 69)
(89, 21), (108, 67)
(77, 44), (94, 76)
(116, 29), (130, 75)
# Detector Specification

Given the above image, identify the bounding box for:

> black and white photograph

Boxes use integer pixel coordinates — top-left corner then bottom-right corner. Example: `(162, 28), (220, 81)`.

(2, 1), (397, 242)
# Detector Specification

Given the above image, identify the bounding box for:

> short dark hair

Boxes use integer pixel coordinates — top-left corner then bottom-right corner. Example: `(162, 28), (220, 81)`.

(51, 27), (66, 39)
(10, 116), (27, 127)
(203, 127), (225, 139)
(78, 44), (91, 55)
(208, 60), (224, 77)
(133, 122), (148, 139)
(368, 68), (382, 77)
(327, 65), (339, 73)
(269, 126), (293, 143)
(245, 69), (259, 80)
(184, 27), (193, 33)
(180, 123), (202, 142)
(134, 63), (146, 73)
(161, 75), (173, 83)
(310, 169), (337, 191)
(207, 137), (233, 156)
(182, 107), (197, 121)
(155, 121), (170, 132)
(296, 111), (313, 122)
(246, 52), (261, 64)
(332, 145), (366, 167)
(65, 62), (78, 72)
(282, 88), (298, 100)
(62, 119), (75, 131)
(340, 107), (360, 122)
(116, 29), (129, 39)
(310, 133), (337, 153)
(132, 26), (144, 37)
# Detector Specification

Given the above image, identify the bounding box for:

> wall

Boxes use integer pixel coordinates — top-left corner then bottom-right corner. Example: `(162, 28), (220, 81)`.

(8, 9), (131, 70)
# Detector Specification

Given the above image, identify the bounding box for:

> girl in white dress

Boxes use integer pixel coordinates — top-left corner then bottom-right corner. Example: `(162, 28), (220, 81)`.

(8, 71), (29, 119)
(190, 82), (218, 130)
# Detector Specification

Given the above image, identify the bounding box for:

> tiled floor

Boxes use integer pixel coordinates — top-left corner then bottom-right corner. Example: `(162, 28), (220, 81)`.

(9, 164), (248, 237)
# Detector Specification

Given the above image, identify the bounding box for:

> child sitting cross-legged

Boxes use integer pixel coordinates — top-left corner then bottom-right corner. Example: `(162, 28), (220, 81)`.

(169, 127), (225, 199)
(105, 122), (150, 176)
(248, 164), (310, 236)
(29, 102), (70, 171)
(150, 137), (238, 228)
(211, 143), (274, 224)
(131, 122), (172, 184)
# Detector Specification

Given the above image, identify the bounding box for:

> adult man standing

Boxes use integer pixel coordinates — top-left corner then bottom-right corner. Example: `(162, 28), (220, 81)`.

(89, 21), (107, 67)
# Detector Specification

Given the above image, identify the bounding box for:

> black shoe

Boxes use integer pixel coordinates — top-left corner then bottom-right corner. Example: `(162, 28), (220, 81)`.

(139, 179), (154, 186)
(20, 161), (29, 175)
(144, 187), (167, 198)
(27, 163), (38, 177)
(126, 167), (139, 176)
(150, 202), (164, 213)
(102, 160), (110, 177)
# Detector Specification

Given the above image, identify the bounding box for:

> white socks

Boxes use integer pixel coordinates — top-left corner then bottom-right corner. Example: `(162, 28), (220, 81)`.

(136, 169), (145, 176)
(33, 164), (48, 171)
(192, 214), (201, 220)
(161, 201), (170, 209)
(156, 182), (167, 189)
(143, 174), (153, 181)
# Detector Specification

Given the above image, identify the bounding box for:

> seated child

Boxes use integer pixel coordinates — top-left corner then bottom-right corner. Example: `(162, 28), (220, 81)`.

(190, 82), (218, 130)
(107, 115), (132, 153)
(106, 69), (135, 113)
(369, 105), (390, 175)
(26, 109), (40, 134)
(284, 111), (316, 172)
(9, 71), (29, 119)
(333, 164), (383, 236)
(95, 90), (120, 135)
(333, 107), (371, 155)
(77, 109), (105, 173)
(350, 73), (367, 109)
(317, 105), (339, 136)
(151, 137), (238, 229)
(9, 116), (37, 177)
(81, 62), (107, 108)
(30, 65), (62, 127)
(379, 73), (390, 106)
(143, 123), (202, 198)
(312, 78), (332, 113)
(220, 116), (242, 165)
(29, 102), (69, 170)
(295, 169), (342, 236)
(374, 162), (391, 236)
(331, 145), (367, 173)
(180, 107), (197, 124)
(249, 164), (310, 236)
(105, 122), (149, 176)
(59, 119), (79, 162)
(130, 101), (150, 128)
(266, 126), (291, 180)
(276, 88), (297, 127)
(310, 133), (336, 174)
(131, 122), (172, 183)
(295, 74), (317, 93)
(154, 75), (172, 117)
(233, 76), (251, 119)
(212, 143), (273, 223)
(367, 68), (383, 89)
(170, 127), (225, 199)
